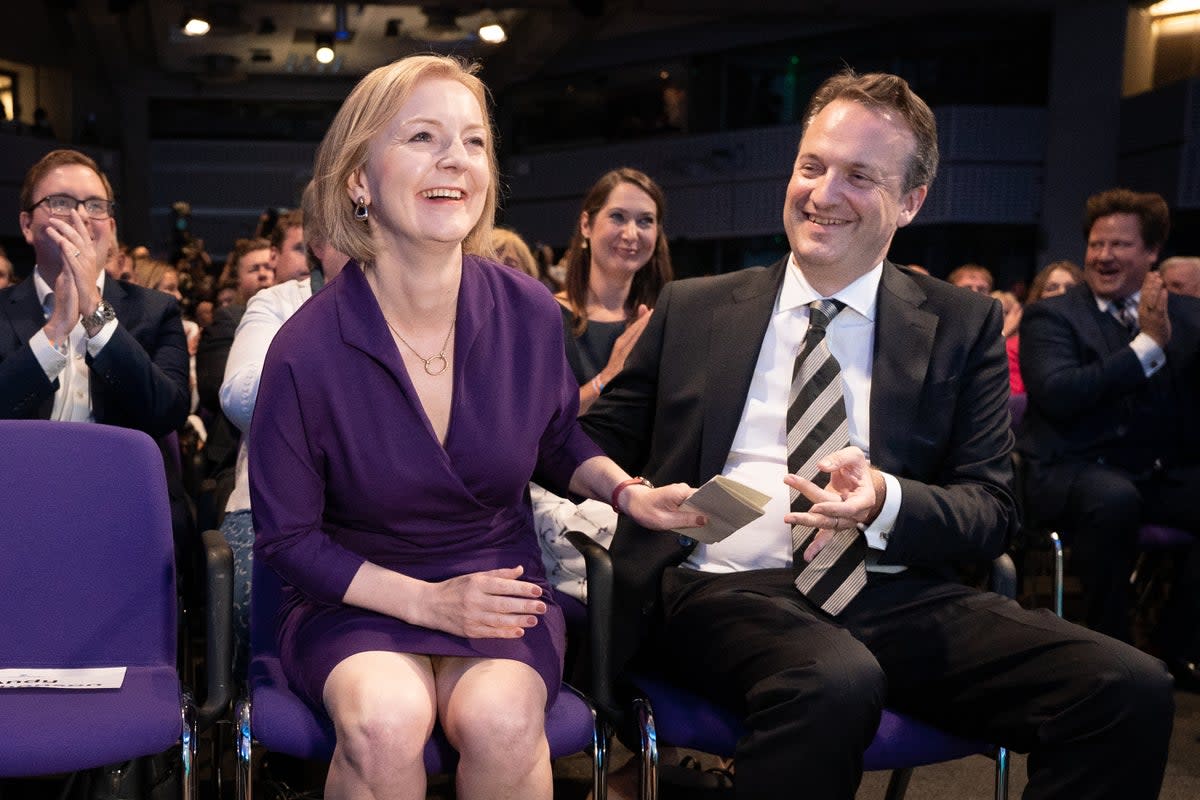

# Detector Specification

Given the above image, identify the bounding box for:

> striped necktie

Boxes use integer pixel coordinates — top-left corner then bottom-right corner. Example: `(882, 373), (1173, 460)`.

(789, 299), (868, 615)
(1111, 297), (1138, 338)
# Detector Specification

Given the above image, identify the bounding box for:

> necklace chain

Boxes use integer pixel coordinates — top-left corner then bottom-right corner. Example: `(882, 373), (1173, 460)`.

(384, 316), (456, 376)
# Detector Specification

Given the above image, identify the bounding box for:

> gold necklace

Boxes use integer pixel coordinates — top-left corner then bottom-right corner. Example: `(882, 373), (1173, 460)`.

(384, 316), (456, 376)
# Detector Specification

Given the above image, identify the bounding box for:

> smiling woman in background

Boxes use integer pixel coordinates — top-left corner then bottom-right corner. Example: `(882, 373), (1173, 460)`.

(248, 55), (699, 800)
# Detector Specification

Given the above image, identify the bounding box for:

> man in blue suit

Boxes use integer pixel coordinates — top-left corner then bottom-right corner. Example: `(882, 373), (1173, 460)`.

(0, 149), (189, 435)
(1020, 188), (1200, 688)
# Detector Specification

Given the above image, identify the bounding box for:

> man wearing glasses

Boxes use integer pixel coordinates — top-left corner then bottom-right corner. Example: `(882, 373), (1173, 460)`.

(0, 149), (189, 436)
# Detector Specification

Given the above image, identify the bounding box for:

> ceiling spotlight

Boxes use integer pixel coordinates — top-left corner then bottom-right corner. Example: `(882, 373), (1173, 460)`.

(478, 23), (507, 44)
(315, 34), (335, 65)
(181, 14), (211, 36)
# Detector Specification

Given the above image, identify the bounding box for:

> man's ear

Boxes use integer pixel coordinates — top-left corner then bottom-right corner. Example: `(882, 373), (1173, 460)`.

(896, 185), (928, 229)
(19, 211), (33, 246)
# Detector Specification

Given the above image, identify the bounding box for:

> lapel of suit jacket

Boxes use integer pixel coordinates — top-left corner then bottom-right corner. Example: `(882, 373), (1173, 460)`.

(869, 262), (938, 470)
(698, 258), (787, 479)
(1073, 285), (1127, 354)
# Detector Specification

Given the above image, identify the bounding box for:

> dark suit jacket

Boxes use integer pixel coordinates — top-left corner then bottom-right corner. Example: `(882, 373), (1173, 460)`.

(0, 276), (189, 437)
(581, 258), (1017, 672)
(1017, 284), (1200, 521)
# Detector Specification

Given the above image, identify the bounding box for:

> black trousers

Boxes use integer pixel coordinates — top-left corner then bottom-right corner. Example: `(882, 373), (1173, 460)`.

(1038, 461), (1200, 654)
(656, 567), (1173, 800)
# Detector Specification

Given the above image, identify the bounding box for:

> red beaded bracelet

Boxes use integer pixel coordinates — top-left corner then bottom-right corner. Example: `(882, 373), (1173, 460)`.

(611, 477), (654, 514)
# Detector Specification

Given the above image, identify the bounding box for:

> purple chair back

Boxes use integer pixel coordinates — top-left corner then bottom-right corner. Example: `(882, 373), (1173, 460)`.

(0, 420), (182, 775)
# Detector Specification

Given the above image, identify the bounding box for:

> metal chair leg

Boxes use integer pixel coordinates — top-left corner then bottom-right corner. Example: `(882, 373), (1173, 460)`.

(181, 693), (197, 800)
(634, 696), (658, 800)
(591, 715), (610, 800)
(995, 746), (1009, 800)
(235, 699), (253, 800)
(1049, 532), (1063, 618)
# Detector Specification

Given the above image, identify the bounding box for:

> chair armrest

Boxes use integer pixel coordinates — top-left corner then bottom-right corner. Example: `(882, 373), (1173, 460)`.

(196, 528), (233, 730)
(564, 530), (619, 720)
(990, 552), (1017, 601)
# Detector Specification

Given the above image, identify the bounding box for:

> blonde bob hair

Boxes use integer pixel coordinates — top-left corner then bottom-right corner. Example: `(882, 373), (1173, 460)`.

(312, 54), (498, 266)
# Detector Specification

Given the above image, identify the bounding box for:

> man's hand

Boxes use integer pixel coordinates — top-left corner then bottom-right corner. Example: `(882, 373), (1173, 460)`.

(784, 446), (885, 562)
(42, 266), (79, 346)
(46, 209), (103, 317)
(414, 565), (546, 639)
(1138, 270), (1170, 347)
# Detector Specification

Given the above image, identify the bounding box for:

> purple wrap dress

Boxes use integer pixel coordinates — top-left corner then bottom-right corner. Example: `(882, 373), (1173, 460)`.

(249, 256), (602, 709)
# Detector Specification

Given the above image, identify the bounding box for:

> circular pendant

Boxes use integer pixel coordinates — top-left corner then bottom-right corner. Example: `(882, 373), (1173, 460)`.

(424, 354), (448, 376)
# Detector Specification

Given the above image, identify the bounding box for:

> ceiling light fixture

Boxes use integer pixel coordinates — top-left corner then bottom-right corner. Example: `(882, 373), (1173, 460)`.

(478, 23), (507, 44)
(315, 34), (335, 65)
(1148, 0), (1200, 15)
(181, 14), (211, 37)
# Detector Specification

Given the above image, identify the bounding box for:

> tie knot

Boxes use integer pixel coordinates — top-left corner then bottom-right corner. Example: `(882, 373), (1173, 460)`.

(808, 299), (845, 332)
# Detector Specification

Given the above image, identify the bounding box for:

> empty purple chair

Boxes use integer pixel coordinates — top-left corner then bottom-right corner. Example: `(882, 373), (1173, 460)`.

(236, 556), (608, 799)
(0, 420), (231, 798)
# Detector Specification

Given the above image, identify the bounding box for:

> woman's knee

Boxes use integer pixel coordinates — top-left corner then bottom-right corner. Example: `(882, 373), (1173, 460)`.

(441, 671), (547, 761)
(325, 659), (437, 774)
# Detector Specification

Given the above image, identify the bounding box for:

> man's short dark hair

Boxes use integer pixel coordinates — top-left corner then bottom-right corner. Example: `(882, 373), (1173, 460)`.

(269, 209), (304, 251)
(1084, 189), (1170, 250)
(803, 69), (938, 193)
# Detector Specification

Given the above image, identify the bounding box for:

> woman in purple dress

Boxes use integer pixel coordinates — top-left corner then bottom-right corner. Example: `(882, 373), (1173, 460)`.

(248, 55), (702, 800)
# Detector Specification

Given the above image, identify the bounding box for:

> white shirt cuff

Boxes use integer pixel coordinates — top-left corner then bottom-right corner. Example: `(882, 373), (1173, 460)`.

(1129, 333), (1165, 377)
(862, 471), (902, 551)
(85, 318), (118, 356)
(31, 327), (68, 380)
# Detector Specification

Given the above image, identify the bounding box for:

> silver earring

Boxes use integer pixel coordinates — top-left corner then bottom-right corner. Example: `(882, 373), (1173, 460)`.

(354, 197), (369, 221)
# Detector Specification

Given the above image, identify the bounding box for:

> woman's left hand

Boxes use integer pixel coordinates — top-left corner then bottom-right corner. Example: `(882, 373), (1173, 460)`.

(621, 482), (704, 531)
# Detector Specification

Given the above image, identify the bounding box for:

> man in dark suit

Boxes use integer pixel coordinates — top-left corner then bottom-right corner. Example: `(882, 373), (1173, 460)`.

(582, 70), (1173, 798)
(0, 149), (189, 435)
(1019, 188), (1200, 686)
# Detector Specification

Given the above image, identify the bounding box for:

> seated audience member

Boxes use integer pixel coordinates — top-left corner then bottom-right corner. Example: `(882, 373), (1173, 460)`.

(219, 182), (349, 670)
(0, 245), (14, 288)
(195, 237), (276, 513)
(1161, 255), (1200, 298)
(269, 209), (310, 283)
(248, 54), (697, 800)
(489, 227), (539, 280)
(580, 70), (1173, 799)
(947, 262), (993, 293)
(533, 167), (673, 600)
(0, 149), (189, 437)
(1019, 188), (1200, 688)
(105, 242), (134, 281)
(1008, 260), (1083, 393)
(992, 289), (1022, 337)
(134, 258), (201, 411)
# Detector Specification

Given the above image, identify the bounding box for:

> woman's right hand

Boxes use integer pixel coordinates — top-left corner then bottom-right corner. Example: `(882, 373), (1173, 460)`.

(600, 304), (652, 383)
(415, 565), (546, 639)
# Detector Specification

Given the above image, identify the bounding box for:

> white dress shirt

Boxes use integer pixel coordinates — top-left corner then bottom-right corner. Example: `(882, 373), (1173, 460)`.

(29, 268), (117, 422)
(685, 256), (902, 573)
(220, 277), (314, 513)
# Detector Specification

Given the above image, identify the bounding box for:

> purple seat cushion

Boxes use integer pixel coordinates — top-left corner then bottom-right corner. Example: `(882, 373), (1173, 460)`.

(0, 666), (182, 776)
(249, 654), (596, 771)
(632, 673), (990, 772)
(1138, 524), (1194, 551)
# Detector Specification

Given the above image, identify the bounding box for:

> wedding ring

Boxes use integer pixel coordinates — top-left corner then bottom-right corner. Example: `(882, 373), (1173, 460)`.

(72, 250), (81, 258)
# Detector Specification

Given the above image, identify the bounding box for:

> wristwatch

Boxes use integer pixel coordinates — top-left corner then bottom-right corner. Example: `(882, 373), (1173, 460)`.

(81, 299), (116, 337)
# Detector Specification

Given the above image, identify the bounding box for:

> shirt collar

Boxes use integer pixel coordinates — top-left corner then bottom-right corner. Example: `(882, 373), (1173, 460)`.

(33, 265), (107, 307)
(779, 253), (881, 322)
(1093, 289), (1140, 314)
